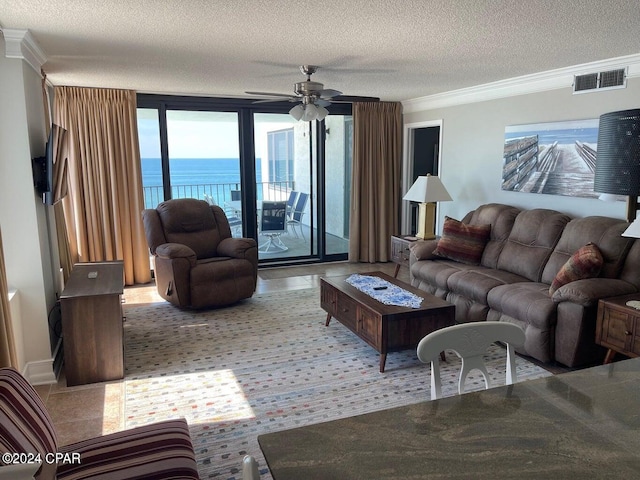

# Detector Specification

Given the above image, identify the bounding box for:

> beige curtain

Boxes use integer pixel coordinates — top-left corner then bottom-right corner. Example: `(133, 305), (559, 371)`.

(0, 228), (18, 368)
(53, 87), (151, 285)
(349, 102), (403, 263)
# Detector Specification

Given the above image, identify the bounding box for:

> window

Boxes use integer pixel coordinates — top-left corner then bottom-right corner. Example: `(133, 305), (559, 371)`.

(136, 94), (352, 264)
(267, 128), (294, 183)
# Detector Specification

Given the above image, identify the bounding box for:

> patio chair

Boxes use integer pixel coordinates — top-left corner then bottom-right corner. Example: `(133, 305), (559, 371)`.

(287, 192), (309, 239)
(259, 200), (288, 252)
(221, 198), (243, 236)
(286, 190), (298, 216)
(416, 321), (525, 400)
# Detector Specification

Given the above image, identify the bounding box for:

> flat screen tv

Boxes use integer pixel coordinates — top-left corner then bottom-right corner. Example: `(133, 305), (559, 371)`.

(32, 124), (69, 205)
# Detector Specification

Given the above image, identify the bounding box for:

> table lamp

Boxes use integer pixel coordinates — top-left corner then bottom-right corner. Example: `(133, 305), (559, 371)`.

(594, 108), (640, 222)
(403, 174), (452, 239)
(622, 218), (640, 238)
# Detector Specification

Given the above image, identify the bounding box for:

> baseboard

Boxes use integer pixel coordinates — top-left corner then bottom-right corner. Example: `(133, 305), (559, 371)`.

(22, 358), (57, 385)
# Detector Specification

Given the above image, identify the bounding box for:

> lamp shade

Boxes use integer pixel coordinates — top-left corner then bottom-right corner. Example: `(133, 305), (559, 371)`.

(594, 109), (640, 195)
(302, 104), (318, 122)
(289, 104), (304, 121)
(622, 218), (640, 238)
(403, 174), (452, 203)
(316, 105), (329, 120)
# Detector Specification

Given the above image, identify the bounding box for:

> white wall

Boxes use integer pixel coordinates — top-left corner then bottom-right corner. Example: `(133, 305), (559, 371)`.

(403, 78), (640, 227)
(0, 34), (57, 383)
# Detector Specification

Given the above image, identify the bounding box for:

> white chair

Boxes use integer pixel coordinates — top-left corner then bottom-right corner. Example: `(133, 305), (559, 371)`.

(416, 321), (525, 400)
(203, 193), (217, 205)
(242, 455), (260, 479)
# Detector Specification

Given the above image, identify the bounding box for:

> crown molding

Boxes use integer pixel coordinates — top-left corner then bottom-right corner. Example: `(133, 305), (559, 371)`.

(402, 53), (640, 114)
(1, 28), (47, 75)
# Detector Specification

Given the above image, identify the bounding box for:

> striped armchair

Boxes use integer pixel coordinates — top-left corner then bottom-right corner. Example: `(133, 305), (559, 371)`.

(0, 368), (199, 480)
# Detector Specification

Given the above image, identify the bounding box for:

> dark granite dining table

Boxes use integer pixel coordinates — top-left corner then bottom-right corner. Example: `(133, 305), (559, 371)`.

(258, 357), (640, 479)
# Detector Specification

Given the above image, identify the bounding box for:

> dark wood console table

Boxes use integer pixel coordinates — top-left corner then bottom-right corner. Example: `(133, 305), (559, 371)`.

(60, 261), (124, 386)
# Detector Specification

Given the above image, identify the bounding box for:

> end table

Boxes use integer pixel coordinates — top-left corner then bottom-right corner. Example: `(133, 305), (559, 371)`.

(595, 294), (640, 364)
(390, 235), (419, 278)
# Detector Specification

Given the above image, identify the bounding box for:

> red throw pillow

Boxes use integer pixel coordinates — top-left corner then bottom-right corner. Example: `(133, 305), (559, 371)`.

(549, 243), (603, 296)
(432, 216), (491, 265)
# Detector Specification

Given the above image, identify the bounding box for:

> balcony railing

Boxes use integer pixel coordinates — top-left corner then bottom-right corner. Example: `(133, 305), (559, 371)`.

(143, 181), (294, 209)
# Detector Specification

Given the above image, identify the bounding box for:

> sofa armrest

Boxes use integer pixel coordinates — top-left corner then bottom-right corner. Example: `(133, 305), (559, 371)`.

(217, 237), (258, 262)
(409, 239), (439, 261)
(155, 243), (197, 267)
(551, 278), (638, 306)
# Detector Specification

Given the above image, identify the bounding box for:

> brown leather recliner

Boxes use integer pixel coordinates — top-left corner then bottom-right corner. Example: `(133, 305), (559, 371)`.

(142, 198), (258, 308)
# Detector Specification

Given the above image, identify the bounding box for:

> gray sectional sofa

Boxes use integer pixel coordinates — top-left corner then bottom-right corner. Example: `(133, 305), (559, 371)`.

(409, 203), (640, 367)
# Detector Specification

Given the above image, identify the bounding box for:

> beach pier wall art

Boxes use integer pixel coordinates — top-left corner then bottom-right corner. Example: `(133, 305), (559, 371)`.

(502, 118), (601, 198)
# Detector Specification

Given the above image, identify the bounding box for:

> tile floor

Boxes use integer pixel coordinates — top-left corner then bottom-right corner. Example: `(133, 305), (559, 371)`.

(35, 261), (408, 446)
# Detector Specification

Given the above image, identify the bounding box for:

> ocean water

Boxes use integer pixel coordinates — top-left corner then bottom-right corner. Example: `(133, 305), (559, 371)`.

(141, 157), (264, 207)
(141, 157), (262, 186)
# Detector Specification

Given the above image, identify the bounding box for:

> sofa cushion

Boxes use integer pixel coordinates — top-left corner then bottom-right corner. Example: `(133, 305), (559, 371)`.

(410, 258), (470, 296)
(549, 243), (603, 296)
(462, 203), (521, 269)
(447, 267), (529, 304)
(433, 216), (491, 265)
(487, 283), (557, 331)
(409, 239), (439, 261)
(542, 217), (633, 284)
(56, 419), (199, 480)
(155, 199), (225, 259)
(496, 209), (570, 282)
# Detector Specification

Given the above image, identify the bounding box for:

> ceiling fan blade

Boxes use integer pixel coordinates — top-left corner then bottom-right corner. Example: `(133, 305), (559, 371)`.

(316, 99), (331, 107)
(319, 88), (342, 99)
(245, 91), (296, 98)
(251, 98), (296, 104)
(329, 95), (380, 103)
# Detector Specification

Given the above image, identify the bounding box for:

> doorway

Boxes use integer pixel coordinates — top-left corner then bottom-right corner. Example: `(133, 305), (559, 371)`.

(402, 121), (442, 235)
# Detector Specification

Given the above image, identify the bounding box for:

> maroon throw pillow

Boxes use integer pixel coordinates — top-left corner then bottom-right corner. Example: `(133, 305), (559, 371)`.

(549, 243), (603, 296)
(432, 216), (491, 265)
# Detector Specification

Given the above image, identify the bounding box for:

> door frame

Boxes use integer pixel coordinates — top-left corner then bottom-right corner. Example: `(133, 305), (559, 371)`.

(402, 119), (444, 235)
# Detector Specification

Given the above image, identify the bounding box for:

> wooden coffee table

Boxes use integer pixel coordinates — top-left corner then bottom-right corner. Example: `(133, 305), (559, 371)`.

(320, 271), (454, 372)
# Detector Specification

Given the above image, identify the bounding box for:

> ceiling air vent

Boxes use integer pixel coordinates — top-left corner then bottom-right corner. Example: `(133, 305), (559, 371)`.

(573, 68), (627, 94)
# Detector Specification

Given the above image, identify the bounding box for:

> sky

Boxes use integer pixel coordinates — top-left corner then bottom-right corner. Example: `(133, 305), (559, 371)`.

(137, 109), (296, 158)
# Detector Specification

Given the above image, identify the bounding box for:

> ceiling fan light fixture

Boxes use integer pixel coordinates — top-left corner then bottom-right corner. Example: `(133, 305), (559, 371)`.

(289, 104), (304, 121)
(316, 105), (329, 120)
(302, 103), (318, 121)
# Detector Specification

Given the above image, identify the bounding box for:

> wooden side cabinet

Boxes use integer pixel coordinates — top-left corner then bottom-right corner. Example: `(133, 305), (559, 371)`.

(60, 261), (125, 386)
(390, 235), (418, 278)
(596, 294), (640, 364)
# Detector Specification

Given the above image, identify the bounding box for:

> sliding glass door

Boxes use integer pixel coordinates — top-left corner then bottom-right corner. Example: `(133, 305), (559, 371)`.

(323, 115), (352, 256)
(253, 113), (315, 260)
(136, 95), (351, 264)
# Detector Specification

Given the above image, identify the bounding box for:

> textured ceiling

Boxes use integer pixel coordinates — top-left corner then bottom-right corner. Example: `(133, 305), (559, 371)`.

(1, 0), (640, 102)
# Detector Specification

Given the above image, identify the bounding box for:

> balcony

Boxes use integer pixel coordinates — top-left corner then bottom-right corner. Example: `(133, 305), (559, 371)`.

(142, 182), (347, 260)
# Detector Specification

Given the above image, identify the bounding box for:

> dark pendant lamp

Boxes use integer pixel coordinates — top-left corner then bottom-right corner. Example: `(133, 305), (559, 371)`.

(594, 109), (640, 222)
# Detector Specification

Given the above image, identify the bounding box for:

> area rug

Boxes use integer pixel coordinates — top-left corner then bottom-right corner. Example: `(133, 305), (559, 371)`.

(123, 288), (552, 480)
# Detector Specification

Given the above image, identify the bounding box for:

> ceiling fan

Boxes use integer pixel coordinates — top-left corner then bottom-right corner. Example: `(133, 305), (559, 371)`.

(245, 65), (379, 121)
